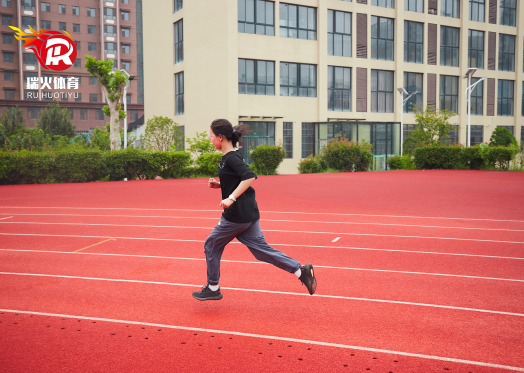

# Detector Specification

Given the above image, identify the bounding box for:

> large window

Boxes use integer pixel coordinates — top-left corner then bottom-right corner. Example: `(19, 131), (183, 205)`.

(239, 122), (275, 164)
(4, 71), (13, 81)
(23, 53), (38, 65)
(404, 21), (423, 64)
(497, 80), (514, 116)
(498, 34), (515, 72)
(58, 4), (65, 13)
(468, 30), (484, 69)
(41, 2), (50, 11)
(104, 7), (116, 19)
(105, 42), (117, 53)
(280, 3), (316, 40)
(441, 125), (459, 144)
(175, 72), (184, 115)
(302, 122), (315, 158)
(372, 0), (394, 8)
(522, 82), (524, 117)
(87, 8), (96, 17)
(441, 0), (460, 18)
(283, 122), (293, 158)
(405, 0), (423, 12)
(122, 28), (130, 38)
(470, 125), (483, 145)
(280, 63), (317, 97)
(469, 0), (485, 22)
(328, 66), (351, 112)
(440, 75), (459, 113)
(469, 77), (484, 115)
(104, 25), (116, 36)
(328, 10), (351, 57)
(28, 107), (40, 120)
(404, 72), (423, 113)
(440, 26), (460, 67)
(174, 0), (182, 13)
(21, 0), (35, 10)
(371, 17), (394, 61)
(72, 6), (79, 15)
(238, 59), (275, 95)
(371, 70), (394, 113)
(238, 0), (274, 36)
(499, 0), (516, 27)
(3, 51), (14, 63)
(5, 89), (15, 99)
(59, 22), (66, 31)
(21, 16), (36, 28)
(2, 33), (13, 44)
(2, 15), (12, 26)
(88, 25), (96, 34)
(121, 11), (130, 21)
(174, 19), (183, 64)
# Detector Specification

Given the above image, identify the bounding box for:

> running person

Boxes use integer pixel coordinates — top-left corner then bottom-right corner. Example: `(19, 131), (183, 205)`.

(192, 119), (317, 301)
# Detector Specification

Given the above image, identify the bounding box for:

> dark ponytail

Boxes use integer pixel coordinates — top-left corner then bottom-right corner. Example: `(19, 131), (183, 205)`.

(210, 119), (250, 148)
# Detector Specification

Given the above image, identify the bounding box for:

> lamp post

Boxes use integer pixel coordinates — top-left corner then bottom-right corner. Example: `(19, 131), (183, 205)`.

(397, 88), (418, 156)
(463, 68), (486, 147)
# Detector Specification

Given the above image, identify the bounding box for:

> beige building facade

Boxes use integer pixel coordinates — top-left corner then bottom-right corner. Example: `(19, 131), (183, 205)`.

(143, 0), (523, 174)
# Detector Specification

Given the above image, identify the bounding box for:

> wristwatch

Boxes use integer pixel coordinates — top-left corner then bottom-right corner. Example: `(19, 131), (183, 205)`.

(228, 194), (236, 202)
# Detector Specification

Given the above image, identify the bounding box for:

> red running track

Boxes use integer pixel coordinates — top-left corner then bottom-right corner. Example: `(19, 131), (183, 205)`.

(0, 170), (524, 372)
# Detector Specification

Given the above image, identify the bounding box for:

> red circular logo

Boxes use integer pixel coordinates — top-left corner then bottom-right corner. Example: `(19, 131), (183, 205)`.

(39, 35), (77, 71)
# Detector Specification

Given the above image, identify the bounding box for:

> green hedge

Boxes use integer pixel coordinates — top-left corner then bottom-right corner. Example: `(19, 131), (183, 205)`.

(413, 145), (518, 170)
(321, 137), (373, 172)
(0, 149), (191, 185)
(298, 155), (323, 174)
(250, 144), (286, 175)
(386, 155), (415, 170)
(195, 152), (222, 177)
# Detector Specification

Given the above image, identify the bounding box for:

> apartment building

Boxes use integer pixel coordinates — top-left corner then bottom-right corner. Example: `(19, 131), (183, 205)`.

(143, 0), (523, 174)
(0, 0), (144, 133)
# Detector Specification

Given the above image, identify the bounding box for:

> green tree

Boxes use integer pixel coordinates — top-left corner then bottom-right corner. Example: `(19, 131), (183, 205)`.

(489, 127), (518, 147)
(85, 56), (129, 150)
(404, 107), (457, 154)
(186, 131), (219, 159)
(37, 102), (76, 138)
(0, 106), (25, 136)
(142, 116), (184, 151)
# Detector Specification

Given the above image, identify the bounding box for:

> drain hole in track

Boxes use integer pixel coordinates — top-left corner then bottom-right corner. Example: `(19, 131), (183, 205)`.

(128, 336), (132, 338)
(141, 327), (145, 330)
(77, 330), (81, 332)
(444, 369), (450, 371)
(229, 337), (232, 340)
(350, 354), (354, 356)
(344, 365), (348, 367)
(218, 347), (221, 349)
(145, 338), (148, 340)
(111, 333), (115, 336)
(199, 344), (202, 346)
(307, 348), (311, 350)
(194, 334), (197, 336)
(278, 356), (282, 358)
(366, 369), (370, 371)
(394, 361), (398, 363)
(259, 353), (262, 355)
(373, 357), (377, 360)
(61, 328), (65, 330)
(288, 345), (292, 347)
(93, 322), (96, 324)
(14, 323), (17, 324)
(181, 342), (186, 344)
(211, 336), (214, 337)
(158, 329), (162, 331)
(298, 358), (303, 361)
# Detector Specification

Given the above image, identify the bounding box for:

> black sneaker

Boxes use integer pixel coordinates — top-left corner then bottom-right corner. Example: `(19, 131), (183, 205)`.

(192, 285), (223, 301)
(299, 263), (317, 295)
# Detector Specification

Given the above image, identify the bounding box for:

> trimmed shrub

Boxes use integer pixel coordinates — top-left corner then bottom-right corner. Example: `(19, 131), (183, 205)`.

(298, 155), (322, 174)
(0, 149), (192, 185)
(250, 144), (286, 175)
(321, 136), (373, 172)
(386, 155), (415, 170)
(195, 152), (222, 176)
(459, 146), (485, 170)
(489, 127), (518, 147)
(486, 146), (518, 171)
(413, 145), (463, 169)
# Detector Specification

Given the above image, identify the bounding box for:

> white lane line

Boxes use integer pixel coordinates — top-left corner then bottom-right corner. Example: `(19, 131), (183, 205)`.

(2, 248), (523, 283)
(2, 213), (522, 232)
(2, 221), (524, 245)
(332, 237), (341, 242)
(0, 216), (13, 221)
(1, 206), (522, 223)
(2, 310), (523, 372)
(1, 272), (524, 317)
(1, 232), (523, 261)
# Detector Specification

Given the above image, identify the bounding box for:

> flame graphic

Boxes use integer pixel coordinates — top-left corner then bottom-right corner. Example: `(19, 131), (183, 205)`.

(9, 25), (77, 70)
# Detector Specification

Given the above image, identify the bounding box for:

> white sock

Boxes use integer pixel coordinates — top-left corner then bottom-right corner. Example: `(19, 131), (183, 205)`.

(294, 267), (302, 278)
(208, 284), (219, 291)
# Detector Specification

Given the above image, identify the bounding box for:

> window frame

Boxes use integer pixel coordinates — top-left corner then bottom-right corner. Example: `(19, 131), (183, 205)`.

(468, 29), (484, 69)
(40, 2), (50, 12)
(497, 79), (514, 116)
(279, 3), (317, 40)
(441, 0), (460, 18)
(403, 72), (423, 113)
(283, 122), (293, 158)
(174, 0), (182, 13)
(498, 33), (515, 72)
(499, 0), (516, 27)
(87, 8), (96, 17)
(121, 10), (130, 21)
(238, 58), (275, 96)
(371, 69), (395, 113)
(404, 0), (424, 12)
(174, 19), (183, 64)
(280, 62), (317, 97)
(58, 4), (65, 14)
(469, 77), (484, 115)
(371, 0), (394, 8)
(238, 0), (275, 36)
(469, 0), (485, 22)
(404, 20), (423, 64)
(440, 75), (459, 113)
(327, 9), (352, 57)
(371, 16), (394, 61)
(440, 26), (460, 67)
(175, 71), (184, 115)
(328, 65), (352, 112)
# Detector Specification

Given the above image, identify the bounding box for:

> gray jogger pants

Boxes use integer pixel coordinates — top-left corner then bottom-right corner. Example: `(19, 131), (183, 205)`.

(204, 216), (301, 285)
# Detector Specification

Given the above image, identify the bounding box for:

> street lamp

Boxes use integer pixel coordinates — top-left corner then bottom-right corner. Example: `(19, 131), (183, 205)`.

(463, 68), (486, 147)
(120, 69), (135, 149)
(397, 87), (418, 156)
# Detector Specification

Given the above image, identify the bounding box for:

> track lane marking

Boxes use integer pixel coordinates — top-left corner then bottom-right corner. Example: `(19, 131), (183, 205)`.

(1, 310), (523, 372)
(1, 233), (523, 260)
(1, 206), (523, 223)
(1, 248), (523, 283)
(74, 238), (115, 253)
(332, 237), (341, 242)
(1, 272), (524, 317)
(0, 216), (13, 221)
(2, 213), (522, 232)
(2, 221), (524, 244)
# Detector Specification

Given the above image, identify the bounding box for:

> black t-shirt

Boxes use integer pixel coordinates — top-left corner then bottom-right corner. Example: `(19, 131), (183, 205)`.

(218, 150), (259, 223)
